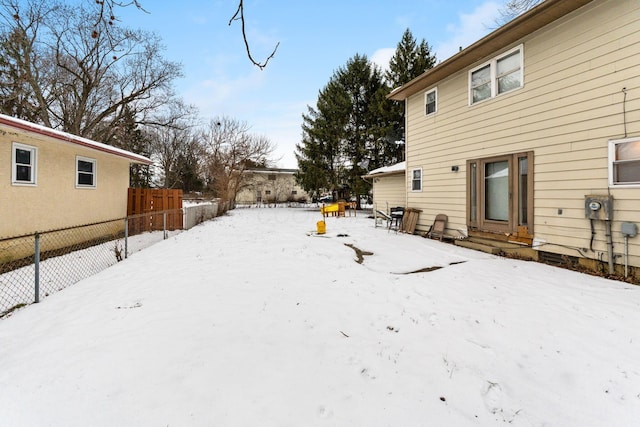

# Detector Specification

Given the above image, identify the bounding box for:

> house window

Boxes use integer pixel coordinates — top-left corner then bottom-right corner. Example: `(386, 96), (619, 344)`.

(411, 168), (422, 191)
(609, 137), (640, 187)
(471, 65), (491, 103)
(425, 88), (437, 115)
(265, 190), (271, 195)
(467, 151), (533, 234)
(291, 190), (297, 195)
(469, 45), (523, 105)
(12, 142), (37, 185)
(268, 174), (276, 181)
(76, 156), (96, 188)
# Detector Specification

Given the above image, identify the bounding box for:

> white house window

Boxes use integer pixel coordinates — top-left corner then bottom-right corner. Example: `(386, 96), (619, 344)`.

(471, 65), (491, 103)
(469, 45), (523, 105)
(609, 137), (640, 187)
(425, 88), (437, 115)
(76, 156), (96, 188)
(12, 142), (37, 185)
(411, 168), (422, 191)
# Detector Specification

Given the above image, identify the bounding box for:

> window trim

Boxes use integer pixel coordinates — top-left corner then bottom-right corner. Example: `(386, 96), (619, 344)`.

(76, 156), (97, 188)
(609, 137), (640, 188)
(469, 44), (523, 105)
(12, 142), (38, 186)
(410, 168), (422, 192)
(424, 87), (437, 116)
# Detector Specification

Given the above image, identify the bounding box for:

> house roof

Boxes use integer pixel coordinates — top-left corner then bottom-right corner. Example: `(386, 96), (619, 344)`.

(244, 168), (298, 174)
(0, 113), (152, 164)
(363, 161), (406, 179)
(388, 0), (595, 101)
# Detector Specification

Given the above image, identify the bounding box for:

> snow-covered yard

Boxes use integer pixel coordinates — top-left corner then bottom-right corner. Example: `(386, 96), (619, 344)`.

(1, 207), (639, 426)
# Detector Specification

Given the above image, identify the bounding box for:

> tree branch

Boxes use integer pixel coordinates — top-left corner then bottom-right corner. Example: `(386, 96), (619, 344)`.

(229, 0), (279, 70)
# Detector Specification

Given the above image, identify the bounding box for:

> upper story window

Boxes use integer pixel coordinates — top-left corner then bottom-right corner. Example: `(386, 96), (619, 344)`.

(12, 142), (37, 186)
(609, 137), (640, 187)
(268, 174), (276, 180)
(470, 45), (523, 105)
(425, 88), (437, 115)
(76, 156), (96, 188)
(411, 168), (422, 191)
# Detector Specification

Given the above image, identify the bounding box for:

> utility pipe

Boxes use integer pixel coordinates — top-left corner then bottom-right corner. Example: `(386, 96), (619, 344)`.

(625, 235), (629, 278)
(605, 220), (614, 275)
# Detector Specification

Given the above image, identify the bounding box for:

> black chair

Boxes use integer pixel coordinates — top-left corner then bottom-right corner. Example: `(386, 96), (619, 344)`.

(389, 207), (405, 231)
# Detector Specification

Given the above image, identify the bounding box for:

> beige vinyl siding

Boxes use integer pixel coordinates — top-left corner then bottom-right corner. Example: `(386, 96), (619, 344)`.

(372, 174), (406, 213)
(1, 129), (131, 237)
(406, 0), (640, 266)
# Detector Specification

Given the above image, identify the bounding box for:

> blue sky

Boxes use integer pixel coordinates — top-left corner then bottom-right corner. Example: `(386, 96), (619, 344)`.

(118, 1), (503, 168)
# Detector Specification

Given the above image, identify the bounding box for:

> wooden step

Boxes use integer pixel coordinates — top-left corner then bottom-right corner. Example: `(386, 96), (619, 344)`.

(455, 237), (538, 260)
(454, 239), (502, 255)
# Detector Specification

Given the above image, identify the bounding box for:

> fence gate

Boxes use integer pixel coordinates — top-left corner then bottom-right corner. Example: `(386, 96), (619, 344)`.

(127, 188), (183, 234)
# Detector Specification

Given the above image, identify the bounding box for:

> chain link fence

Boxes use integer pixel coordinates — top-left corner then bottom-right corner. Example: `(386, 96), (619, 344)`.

(0, 210), (185, 318)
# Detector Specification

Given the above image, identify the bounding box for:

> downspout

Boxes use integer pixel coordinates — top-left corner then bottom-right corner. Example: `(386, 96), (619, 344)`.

(404, 98), (409, 210)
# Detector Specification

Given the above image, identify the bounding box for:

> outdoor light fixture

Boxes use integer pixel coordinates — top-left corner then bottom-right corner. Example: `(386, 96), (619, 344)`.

(451, 165), (459, 172)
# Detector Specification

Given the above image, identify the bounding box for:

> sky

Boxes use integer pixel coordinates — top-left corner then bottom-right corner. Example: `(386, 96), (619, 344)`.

(2, 207), (640, 426)
(117, 1), (504, 168)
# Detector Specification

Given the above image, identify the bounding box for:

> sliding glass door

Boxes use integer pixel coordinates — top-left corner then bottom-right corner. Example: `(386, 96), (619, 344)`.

(467, 152), (533, 234)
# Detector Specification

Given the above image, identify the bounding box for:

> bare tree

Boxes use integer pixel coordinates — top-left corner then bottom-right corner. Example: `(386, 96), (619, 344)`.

(0, 0), (182, 142)
(146, 116), (202, 189)
(228, 0), (279, 70)
(98, 0), (278, 69)
(495, 0), (544, 26)
(202, 116), (276, 206)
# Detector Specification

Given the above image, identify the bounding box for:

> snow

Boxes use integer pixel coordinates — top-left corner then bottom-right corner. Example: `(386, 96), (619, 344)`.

(0, 230), (180, 314)
(1, 207), (640, 426)
(367, 161), (405, 175)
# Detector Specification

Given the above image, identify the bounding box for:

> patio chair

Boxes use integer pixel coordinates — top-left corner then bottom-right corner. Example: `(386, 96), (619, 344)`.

(389, 207), (405, 232)
(426, 214), (448, 241)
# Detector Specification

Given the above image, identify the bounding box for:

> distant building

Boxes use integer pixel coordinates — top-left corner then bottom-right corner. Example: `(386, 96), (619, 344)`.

(235, 168), (309, 204)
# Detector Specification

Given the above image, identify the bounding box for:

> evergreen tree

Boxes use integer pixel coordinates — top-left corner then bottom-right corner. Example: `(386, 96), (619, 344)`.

(296, 54), (390, 207)
(385, 29), (437, 163)
(295, 81), (348, 200)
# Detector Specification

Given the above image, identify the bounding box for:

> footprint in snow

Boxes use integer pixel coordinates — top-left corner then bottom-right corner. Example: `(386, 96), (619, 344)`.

(428, 312), (438, 326)
(317, 405), (333, 419)
(482, 381), (503, 414)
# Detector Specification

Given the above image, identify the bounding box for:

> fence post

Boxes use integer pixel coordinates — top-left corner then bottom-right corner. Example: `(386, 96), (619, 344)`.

(124, 217), (129, 259)
(34, 232), (40, 303)
(163, 211), (167, 239)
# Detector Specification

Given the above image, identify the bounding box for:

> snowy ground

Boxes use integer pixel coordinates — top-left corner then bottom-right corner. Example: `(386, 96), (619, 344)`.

(0, 229), (180, 315)
(1, 207), (639, 426)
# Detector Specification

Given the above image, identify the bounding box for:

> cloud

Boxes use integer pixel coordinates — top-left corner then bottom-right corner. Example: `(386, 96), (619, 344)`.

(435, 1), (501, 62)
(371, 48), (395, 74)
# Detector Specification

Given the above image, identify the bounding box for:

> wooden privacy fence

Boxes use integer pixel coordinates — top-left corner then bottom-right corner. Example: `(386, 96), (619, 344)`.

(127, 188), (183, 234)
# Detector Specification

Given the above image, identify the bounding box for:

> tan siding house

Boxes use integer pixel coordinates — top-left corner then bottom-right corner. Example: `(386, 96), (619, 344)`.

(0, 114), (151, 238)
(363, 161), (406, 214)
(390, 0), (640, 272)
(235, 168), (309, 204)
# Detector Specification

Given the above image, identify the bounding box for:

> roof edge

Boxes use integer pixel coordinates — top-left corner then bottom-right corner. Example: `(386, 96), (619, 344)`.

(0, 114), (153, 164)
(389, 0), (595, 101)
